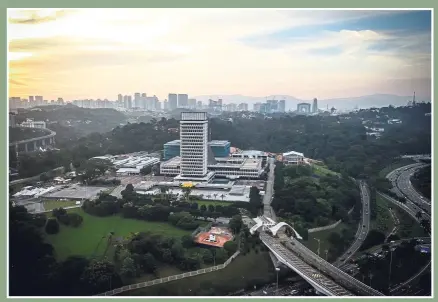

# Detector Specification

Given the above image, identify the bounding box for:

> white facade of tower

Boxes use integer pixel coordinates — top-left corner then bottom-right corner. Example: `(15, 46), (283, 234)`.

(179, 112), (209, 177)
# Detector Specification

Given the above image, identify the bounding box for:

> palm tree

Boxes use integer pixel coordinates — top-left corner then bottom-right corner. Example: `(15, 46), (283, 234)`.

(213, 193), (218, 200)
(415, 211), (422, 220)
(199, 194), (204, 201)
(182, 187), (192, 203)
(220, 194), (225, 201)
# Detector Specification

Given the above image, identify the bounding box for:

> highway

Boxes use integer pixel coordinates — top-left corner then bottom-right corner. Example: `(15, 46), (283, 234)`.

(263, 157), (276, 220)
(386, 163), (431, 220)
(334, 180), (371, 267)
(282, 237), (384, 296)
(260, 233), (354, 296)
(381, 162), (431, 293)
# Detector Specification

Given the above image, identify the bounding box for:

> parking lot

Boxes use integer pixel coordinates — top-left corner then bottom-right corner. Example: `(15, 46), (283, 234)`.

(235, 180), (265, 190)
(43, 185), (109, 201)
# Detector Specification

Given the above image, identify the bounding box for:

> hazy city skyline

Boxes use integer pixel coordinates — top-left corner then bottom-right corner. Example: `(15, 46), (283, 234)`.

(8, 9), (431, 101)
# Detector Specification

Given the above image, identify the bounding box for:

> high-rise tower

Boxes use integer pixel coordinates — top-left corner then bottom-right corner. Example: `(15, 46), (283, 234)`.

(312, 98), (318, 113)
(179, 112), (209, 178)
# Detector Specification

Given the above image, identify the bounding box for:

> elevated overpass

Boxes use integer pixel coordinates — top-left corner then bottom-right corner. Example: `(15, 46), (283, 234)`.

(259, 157), (384, 296)
(9, 127), (56, 153)
(260, 229), (384, 296)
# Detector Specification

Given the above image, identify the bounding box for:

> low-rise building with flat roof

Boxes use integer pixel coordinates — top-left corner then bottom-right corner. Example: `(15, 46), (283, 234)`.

(231, 149), (268, 160)
(160, 156), (263, 179)
(282, 151), (304, 165)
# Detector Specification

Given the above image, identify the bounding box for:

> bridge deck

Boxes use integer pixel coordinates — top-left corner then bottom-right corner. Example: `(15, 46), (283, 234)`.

(283, 236), (384, 296)
(261, 233), (354, 296)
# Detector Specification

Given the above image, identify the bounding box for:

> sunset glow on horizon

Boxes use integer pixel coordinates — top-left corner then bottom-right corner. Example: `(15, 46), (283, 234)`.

(8, 8), (432, 101)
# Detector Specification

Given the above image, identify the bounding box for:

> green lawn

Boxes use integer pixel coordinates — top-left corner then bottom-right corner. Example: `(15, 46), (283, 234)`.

(378, 195), (427, 239)
(379, 158), (416, 178)
(302, 222), (347, 256)
(312, 164), (339, 177)
(45, 208), (191, 261)
(43, 200), (79, 211)
(370, 195), (395, 236)
(121, 250), (275, 296)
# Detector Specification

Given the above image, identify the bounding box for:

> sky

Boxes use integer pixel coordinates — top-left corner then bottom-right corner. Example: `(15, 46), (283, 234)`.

(8, 9), (432, 101)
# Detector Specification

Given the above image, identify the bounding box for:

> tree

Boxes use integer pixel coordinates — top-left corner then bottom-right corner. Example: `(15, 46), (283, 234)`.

(249, 186), (262, 216)
(45, 218), (60, 234)
(201, 249), (214, 264)
(142, 253), (158, 273)
(420, 219), (431, 234)
(10, 205), (57, 296)
(80, 259), (122, 294)
(31, 213), (47, 228)
(223, 241), (238, 255)
(68, 213), (84, 227)
(140, 165), (152, 175)
(200, 204), (207, 212)
(360, 230), (386, 251)
(229, 215), (243, 234)
(120, 256), (137, 278)
(416, 211), (422, 220)
(181, 235), (194, 248)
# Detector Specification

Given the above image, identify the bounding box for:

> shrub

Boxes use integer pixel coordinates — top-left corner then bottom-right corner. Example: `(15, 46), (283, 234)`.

(45, 218), (60, 234)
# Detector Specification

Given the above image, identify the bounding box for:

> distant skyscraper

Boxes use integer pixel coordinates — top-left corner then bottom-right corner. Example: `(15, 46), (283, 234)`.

(134, 93), (141, 108)
(117, 94), (123, 103)
(168, 93), (178, 110)
(29, 96), (34, 103)
(253, 102), (262, 112)
(178, 94), (189, 108)
(197, 101), (203, 109)
(312, 98), (318, 113)
(218, 99), (223, 110)
(279, 100), (286, 112)
(35, 96), (43, 106)
(141, 93), (147, 98)
(238, 103), (248, 111)
(188, 98), (197, 109)
(123, 95), (132, 109)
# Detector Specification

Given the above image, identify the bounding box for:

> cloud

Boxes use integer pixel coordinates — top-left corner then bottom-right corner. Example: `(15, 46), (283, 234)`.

(9, 79), (27, 86)
(7, 9), (432, 100)
(8, 9), (74, 24)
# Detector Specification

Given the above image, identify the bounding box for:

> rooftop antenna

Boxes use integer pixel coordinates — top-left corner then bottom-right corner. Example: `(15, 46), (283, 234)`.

(413, 91), (416, 105)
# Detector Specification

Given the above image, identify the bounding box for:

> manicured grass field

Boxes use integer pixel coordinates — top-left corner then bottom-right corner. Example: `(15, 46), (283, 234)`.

(370, 196), (395, 236)
(379, 158), (416, 178)
(43, 200), (79, 211)
(121, 250), (275, 296)
(45, 208), (191, 261)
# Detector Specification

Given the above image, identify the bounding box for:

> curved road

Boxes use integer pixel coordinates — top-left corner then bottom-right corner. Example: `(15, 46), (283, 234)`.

(9, 127), (56, 147)
(383, 163), (431, 293)
(334, 180), (371, 267)
(386, 163), (431, 220)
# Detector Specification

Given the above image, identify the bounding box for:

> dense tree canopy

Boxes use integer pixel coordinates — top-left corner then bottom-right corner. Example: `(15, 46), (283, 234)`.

(13, 104), (430, 179)
(272, 164), (360, 229)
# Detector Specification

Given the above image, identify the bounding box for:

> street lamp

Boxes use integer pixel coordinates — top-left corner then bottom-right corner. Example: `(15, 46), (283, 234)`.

(388, 242), (396, 290)
(313, 238), (321, 257)
(325, 249), (329, 261)
(275, 267), (280, 293)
